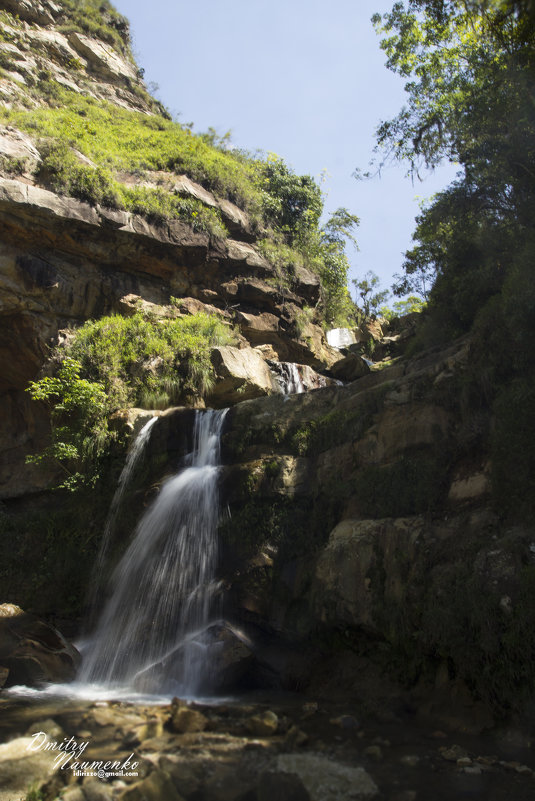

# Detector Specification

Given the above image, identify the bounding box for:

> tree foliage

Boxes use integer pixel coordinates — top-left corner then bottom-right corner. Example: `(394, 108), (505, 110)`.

(373, 0), (535, 331)
(372, 0), (535, 517)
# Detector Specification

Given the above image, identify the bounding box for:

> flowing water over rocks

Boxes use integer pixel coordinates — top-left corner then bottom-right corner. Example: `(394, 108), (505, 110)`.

(79, 410), (227, 696)
(86, 415), (159, 620)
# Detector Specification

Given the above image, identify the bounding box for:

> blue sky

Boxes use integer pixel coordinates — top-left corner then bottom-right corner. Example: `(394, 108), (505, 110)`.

(114, 0), (457, 300)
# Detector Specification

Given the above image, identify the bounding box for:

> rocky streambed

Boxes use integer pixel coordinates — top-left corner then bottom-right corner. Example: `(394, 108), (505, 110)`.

(0, 690), (534, 801)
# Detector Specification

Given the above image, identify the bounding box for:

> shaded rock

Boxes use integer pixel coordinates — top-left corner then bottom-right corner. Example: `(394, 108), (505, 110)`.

(277, 753), (378, 799)
(327, 352), (369, 382)
(440, 744), (469, 762)
(132, 621), (255, 693)
(208, 345), (276, 405)
(448, 471), (490, 502)
(202, 764), (255, 801)
(0, 603), (80, 687)
(256, 771), (311, 801)
(158, 756), (203, 798)
(313, 519), (422, 632)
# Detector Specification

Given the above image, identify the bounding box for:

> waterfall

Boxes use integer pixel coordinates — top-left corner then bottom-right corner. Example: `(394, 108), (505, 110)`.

(326, 327), (357, 349)
(277, 362), (306, 394)
(80, 409), (227, 696)
(273, 362), (332, 395)
(87, 415), (158, 617)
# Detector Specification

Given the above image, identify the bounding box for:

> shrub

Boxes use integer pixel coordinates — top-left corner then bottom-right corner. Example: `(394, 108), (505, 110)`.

(26, 312), (236, 488)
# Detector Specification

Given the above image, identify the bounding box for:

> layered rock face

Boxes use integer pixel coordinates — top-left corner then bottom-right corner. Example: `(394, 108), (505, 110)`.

(0, 0), (340, 499)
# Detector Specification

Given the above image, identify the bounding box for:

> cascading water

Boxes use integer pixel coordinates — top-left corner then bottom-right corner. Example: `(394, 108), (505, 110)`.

(79, 409), (227, 696)
(86, 415), (158, 619)
(273, 362), (332, 395)
(277, 362), (306, 394)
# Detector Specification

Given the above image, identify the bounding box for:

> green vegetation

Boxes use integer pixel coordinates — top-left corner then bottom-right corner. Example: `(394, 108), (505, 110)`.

(0, 74), (359, 325)
(353, 270), (390, 320)
(371, 0), (535, 520)
(26, 312), (236, 488)
(26, 357), (111, 490)
(68, 312), (236, 407)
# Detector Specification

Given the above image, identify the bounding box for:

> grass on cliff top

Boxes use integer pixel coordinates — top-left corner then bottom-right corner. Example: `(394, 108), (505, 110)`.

(0, 87), (263, 211)
(1, 82), (357, 326)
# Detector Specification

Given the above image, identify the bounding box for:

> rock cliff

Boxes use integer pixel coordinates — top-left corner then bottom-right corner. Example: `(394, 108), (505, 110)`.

(1, 0), (533, 731)
(0, 0), (340, 498)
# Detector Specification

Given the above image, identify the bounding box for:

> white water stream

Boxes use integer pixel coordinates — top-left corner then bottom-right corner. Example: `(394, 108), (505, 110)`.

(87, 415), (158, 618)
(79, 409), (227, 696)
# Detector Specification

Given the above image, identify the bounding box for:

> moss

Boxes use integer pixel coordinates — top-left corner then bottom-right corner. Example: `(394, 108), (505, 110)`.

(0, 490), (110, 619)
(220, 489), (343, 564)
(289, 385), (390, 457)
(353, 453), (449, 518)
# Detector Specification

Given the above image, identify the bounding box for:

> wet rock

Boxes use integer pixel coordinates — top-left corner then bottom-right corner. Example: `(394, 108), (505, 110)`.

(463, 765), (482, 775)
(399, 755), (420, 767)
(203, 764), (255, 801)
(245, 710), (279, 737)
(118, 769), (185, 801)
(256, 770), (311, 801)
(284, 726), (309, 748)
(158, 756), (203, 798)
(390, 793), (417, 801)
(301, 701), (319, 718)
(457, 756), (473, 767)
(329, 715), (360, 730)
(0, 602), (80, 687)
(363, 745), (383, 761)
(169, 706), (208, 734)
(270, 361), (336, 394)
(439, 744), (469, 762)
(277, 753), (378, 799)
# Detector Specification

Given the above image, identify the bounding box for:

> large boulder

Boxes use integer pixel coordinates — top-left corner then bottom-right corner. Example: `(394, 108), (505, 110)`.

(0, 603), (80, 687)
(208, 345), (276, 405)
(327, 352), (369, 382)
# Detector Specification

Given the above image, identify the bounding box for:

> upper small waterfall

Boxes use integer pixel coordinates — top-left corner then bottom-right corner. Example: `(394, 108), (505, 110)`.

(80, 409), (227, 695)
(272, 361), (333, 395)
(87, 415), (158, 615)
